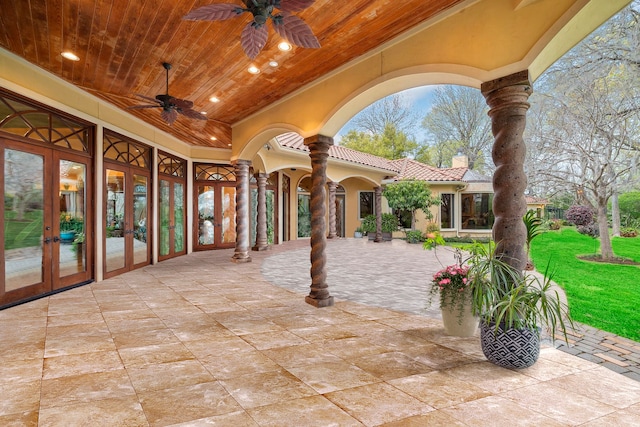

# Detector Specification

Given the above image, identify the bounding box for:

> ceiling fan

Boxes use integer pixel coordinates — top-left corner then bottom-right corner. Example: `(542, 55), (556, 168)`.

(128, 62), (207, 126)
(184, 0), (320, 59)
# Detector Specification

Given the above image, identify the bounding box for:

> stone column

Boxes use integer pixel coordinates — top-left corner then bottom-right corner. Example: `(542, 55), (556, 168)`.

(374, 186), (383, 242)
(231, 159), (252, 263)
(303, 135), (334, 308)
(481, 70), (532, 271)
(327, 181), (338, 239)
(252, 172), (269, 251)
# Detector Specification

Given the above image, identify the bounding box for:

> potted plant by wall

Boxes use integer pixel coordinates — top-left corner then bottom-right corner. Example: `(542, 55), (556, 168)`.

(354, 227), (364, 238)
(467, 242), (574, 369)
(361, 213), (398, 241)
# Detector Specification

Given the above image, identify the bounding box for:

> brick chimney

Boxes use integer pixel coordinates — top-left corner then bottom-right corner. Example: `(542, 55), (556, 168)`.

(452, 153), (469, 168)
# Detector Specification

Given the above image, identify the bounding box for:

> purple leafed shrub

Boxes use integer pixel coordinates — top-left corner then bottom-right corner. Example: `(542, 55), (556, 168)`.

(565, 205), (593, 226)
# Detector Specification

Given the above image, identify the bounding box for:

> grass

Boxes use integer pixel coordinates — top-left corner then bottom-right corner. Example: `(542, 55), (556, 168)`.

(530, 227), (640, 341)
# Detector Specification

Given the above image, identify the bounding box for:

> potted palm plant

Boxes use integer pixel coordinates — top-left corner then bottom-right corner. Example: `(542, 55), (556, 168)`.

(466, 242), (574, 369)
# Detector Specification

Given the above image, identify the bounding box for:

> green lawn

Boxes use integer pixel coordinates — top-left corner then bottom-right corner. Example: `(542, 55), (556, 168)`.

(530, 228), (640, 341)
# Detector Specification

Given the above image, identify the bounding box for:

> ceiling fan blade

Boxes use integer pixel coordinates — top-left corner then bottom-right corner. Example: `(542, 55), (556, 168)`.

(278, 0), (315, 13)
(161, 109), (179, 125)
(183, 4), (244, 21)
(127, 104), (162, 109)
(171, 98), (194, 109)
(133, 93), (162, 104)
(179, 108), (208, 121)
(241, 22), (268, 59)
(272, 14), (320, 49)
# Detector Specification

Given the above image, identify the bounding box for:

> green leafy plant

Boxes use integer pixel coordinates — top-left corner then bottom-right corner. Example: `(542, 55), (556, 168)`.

(383, 179), (439, 229)
(405, 229), (424, 243)
(523, 210), (543, 268)
(360, 213), (398, 234)
(466, 242), (574, 343)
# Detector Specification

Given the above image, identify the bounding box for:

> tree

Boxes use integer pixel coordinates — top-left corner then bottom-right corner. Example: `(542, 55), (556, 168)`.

(382, 179), (439, 230)
(341, 123), (418, 160)
(421, 85), (493, 171)
(351, 94), (419, 136)
(525, 1), (640, 260)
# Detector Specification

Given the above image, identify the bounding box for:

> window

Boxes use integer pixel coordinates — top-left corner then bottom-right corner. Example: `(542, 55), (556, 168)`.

(359, 191), (375, 219)
(440, 193), (455, 229)
(461, 193), (493, 230)
(395, 209), (412, 229)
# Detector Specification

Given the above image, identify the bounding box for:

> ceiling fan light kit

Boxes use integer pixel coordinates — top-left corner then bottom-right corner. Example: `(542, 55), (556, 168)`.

(184, 0), (319, 59)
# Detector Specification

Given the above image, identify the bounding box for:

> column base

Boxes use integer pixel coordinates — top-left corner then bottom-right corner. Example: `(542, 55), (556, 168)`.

(251, 245), (269, 251)
(231, 254), (252, 263)
(305, 295), (334, 308)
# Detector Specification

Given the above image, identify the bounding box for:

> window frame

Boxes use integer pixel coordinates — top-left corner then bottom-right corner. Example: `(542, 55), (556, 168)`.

(358, 191), (375, 220)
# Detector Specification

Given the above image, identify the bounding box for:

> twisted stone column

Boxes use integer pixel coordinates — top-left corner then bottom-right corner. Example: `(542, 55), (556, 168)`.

(481, 70), (532, 271)
(252, 172), (269, 251)
(231, 159), (252, 263)
(303, 135), (334, 307)
(374, 186), (383, 243)
(327, 181), (338, 239)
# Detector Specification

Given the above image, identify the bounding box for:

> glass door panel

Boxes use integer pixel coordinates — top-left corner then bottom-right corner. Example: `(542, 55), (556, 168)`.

(105, 169), (125, 273)
(3, 148), (47, 292)
(159, 179), (170, 257)
(58, 160), (86, 278)
(221, 186), (236, 244)
(174, 182), (185, 253)
(133, 175), (148, 265)
(197, 185), (215, 246)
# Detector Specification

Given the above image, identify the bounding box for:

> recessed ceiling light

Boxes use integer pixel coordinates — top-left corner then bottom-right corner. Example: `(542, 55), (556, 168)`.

(247, 65), (260, 74)
(210, 136), (218, 141)
(269, 61), (279, 67)
(278, 42), (292, 52)
(201, 111), (207, 115)
(61, 51), (80, 61)
(228, 143), (232, 147)
(209, 96), (220, 103)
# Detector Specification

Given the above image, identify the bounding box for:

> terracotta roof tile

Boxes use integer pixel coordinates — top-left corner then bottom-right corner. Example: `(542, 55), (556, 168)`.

(276, 133), (398, 172)
(275, 133), (470, 182)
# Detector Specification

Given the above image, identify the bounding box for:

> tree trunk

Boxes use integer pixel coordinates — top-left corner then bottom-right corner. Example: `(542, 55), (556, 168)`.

(611, 192), (620, 237)
(597, 202), (614, 260)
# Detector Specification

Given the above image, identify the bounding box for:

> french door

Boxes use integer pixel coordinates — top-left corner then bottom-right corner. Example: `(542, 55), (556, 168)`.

(104, 163), (150, 278)
(194, 182), (236, 250)
(1, 139), (92, 307)
(158, 177), (186, 261)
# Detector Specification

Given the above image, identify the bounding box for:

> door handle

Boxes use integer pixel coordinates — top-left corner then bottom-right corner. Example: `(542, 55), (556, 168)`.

(53, 236), (60, 243)
(44, 237), (52, 244)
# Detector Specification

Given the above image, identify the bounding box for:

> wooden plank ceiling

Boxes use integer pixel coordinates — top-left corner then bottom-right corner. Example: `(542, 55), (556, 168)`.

(0, 0), (462, 149)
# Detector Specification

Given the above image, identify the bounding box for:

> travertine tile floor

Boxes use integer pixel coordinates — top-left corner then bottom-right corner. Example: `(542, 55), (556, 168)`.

(1, 239), (640, 426)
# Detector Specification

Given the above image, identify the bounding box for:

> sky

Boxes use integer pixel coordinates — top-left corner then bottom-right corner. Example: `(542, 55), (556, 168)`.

(334, 85), (441, 144)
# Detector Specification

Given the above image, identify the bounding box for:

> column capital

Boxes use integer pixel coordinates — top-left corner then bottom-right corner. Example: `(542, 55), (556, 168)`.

(231, 159), (252, 167)
(304, 134), (334, 150)
(481, 70), (531, 95)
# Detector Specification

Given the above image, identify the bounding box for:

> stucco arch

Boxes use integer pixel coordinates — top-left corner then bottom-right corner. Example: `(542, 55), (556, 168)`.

(320, 66), (485, 136)
(235, 124), (306, 161)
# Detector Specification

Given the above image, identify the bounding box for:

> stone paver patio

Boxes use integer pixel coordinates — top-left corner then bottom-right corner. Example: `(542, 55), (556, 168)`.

(1, 238), (640, 426)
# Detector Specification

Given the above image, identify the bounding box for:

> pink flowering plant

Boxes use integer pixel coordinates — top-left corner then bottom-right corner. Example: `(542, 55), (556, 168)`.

(428, 263), (473, 317)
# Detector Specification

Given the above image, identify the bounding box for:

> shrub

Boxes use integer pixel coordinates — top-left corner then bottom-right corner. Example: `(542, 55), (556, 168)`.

(405, 229), (424, 243)
(360, 213), (399, 234)
(544, 219), (563, 230)
(577, 222), (599, 238)
(619, 192), (640, 221)
(565, 205), (593, 226)
(620, 227), (638, 238)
